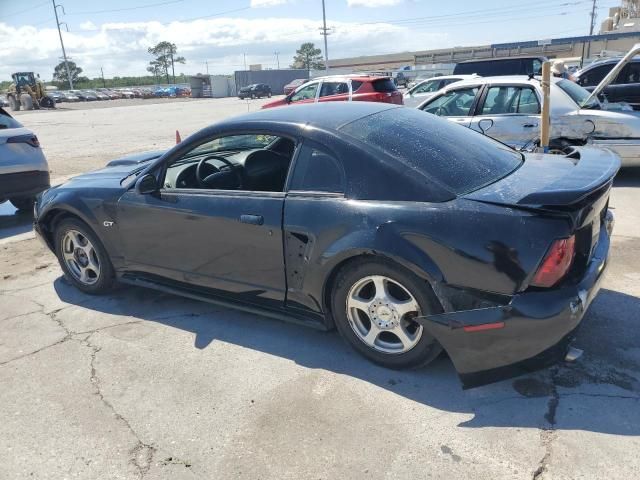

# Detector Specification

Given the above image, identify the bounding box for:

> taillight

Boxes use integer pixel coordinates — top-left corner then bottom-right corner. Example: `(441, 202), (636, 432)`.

(531, 236), (576, 288)
(7, 134), (40, 148)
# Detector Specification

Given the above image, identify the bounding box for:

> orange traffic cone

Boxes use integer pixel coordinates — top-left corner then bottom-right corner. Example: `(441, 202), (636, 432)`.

(176, 130), (182, 144)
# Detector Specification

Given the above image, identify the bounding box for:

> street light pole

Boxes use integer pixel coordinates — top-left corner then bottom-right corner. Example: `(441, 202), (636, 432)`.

(274, 51), (280, 69)
(52, 0), (73, 89)
(321, 0), (329, 72)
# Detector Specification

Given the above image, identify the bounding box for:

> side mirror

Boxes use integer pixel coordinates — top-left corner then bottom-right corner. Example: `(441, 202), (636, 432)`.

(478, 118), (494, 135)
(136, 173), (159, 195)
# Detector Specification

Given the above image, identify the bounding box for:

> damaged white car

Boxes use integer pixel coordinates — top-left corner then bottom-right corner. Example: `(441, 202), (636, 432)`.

(417, 75), (640, 167)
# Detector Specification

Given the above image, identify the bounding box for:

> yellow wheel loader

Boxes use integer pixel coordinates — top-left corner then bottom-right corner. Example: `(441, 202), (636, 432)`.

(7, 72), (55, 111)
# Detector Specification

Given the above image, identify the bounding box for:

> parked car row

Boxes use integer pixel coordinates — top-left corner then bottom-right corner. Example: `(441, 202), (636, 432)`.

(45, 86), (191, 103)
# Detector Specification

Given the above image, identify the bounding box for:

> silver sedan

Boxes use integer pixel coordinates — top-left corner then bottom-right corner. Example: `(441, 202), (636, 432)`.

(417, 75), (640, 167)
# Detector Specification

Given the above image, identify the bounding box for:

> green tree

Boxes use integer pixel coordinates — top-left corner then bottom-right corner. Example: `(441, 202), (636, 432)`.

(291, 42), (324, 72)
(147, 41), (185, 84)
(52, 61), (83, 88)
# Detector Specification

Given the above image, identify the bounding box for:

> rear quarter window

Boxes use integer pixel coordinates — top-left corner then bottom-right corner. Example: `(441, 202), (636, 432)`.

(339, 107), (522, 196)
(372, 79), (398, 93)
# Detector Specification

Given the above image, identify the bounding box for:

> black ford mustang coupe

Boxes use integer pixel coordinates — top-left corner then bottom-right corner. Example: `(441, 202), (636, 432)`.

(35, 103), (618, 387)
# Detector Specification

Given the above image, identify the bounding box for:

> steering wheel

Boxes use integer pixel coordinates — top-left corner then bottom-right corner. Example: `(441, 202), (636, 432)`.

(196, 154), (243, 189)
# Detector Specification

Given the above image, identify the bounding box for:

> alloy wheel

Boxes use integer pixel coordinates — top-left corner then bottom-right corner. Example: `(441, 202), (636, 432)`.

(346, 275), (423, 354)
(61, 229), (101, 285)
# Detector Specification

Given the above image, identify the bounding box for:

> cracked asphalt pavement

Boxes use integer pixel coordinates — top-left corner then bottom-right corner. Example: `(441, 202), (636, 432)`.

(1, 99), (639, 479)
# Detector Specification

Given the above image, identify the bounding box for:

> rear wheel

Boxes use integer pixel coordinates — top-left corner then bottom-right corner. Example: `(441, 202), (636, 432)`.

(54, 218), (115, 294)
(331, 259), (442, 369)
(9, 197), (35, 212)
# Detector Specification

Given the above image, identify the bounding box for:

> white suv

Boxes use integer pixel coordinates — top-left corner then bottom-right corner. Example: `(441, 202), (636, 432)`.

(0, 108), (50, 211)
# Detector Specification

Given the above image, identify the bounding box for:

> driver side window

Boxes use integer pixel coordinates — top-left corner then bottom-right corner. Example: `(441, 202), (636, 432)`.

(290, 83), (318, 102)
(163, 134), (296, 193)
(421, 87), (479, 117)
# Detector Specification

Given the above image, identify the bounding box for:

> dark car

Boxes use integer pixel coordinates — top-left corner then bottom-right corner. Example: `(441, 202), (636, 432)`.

(238, 83), (272, 99)
(574, 57), (640, 109)
(283, 78), (307, 95)
(453, 56), (547, 76)
(34, 103), (617, 387)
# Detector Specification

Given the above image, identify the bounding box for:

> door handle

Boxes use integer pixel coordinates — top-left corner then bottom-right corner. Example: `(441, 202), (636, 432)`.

(523, 123), (538, 128)
(240, 214), (264, 225)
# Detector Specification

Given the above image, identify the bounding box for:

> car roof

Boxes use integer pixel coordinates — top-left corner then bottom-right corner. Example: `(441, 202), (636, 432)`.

(310, 75), (389, 82)
(439, 75), (564, 89)
(220, 102), (399, 131)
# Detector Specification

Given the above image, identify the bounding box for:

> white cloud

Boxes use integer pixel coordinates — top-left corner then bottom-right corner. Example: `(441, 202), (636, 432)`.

(250, 0), (289, 7)
(79, 21), (98, 31)
(347, 0), (403, 6)
(0, 17), (446, 80)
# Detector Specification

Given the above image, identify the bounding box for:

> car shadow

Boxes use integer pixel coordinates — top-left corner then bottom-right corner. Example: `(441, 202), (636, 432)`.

(53, 278), (640, 437)
(0, 203), (33, 240)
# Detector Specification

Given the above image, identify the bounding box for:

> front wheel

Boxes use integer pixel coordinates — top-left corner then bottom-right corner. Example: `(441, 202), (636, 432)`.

(54, 218), (115, 294)
(331, 259), (442, 369)
(9, 95), (20, 111)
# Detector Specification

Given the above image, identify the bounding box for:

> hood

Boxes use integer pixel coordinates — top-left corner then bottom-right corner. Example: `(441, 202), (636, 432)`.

(106, 150), (165, 167)
(239, 86), (252, 92)
(466, 146), (620, 208)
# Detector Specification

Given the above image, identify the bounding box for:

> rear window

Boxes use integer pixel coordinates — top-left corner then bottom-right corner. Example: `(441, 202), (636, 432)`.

(339, 107), (522, 195)
(351, 80), (363, 91)
(0, 109), (22, 129)
(372, 79), (397, 93)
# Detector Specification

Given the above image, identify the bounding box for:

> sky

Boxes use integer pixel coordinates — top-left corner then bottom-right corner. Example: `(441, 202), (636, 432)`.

(0, 0), (624, 81)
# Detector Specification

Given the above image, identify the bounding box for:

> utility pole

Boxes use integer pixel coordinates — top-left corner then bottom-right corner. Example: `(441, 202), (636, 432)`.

(274, 51), (280, 69)
(205, 61), (209, 75)
(243, 53), (247, 71)
(586, 0), (598, 59)
(52, 0), (73, 89)
(170, 50), (175, 84)
(100, 67), (106, 88)
(320, 0), (330, 72)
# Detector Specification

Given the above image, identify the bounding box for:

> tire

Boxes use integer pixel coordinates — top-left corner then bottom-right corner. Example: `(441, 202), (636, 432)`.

(331, 258), (443, 369)
(9, 95), (20, 111)
(9, 197), (35, 212)
(39, 96), (55, 109)
(54, 217), (115, 294)
(21, 94), (34, 111)
(268, 92), (272, 98)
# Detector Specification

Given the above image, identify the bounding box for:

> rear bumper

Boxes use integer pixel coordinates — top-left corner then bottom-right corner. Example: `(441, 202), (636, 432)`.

(421, 223), (611, 388)
(0, 170), (50, 200)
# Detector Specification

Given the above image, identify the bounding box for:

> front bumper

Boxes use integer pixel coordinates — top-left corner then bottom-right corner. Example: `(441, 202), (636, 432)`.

(421, 222), (611, 388)
(0, 170), (50, 200)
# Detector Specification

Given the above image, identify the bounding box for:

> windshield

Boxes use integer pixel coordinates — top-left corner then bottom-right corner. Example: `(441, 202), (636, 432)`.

(556, 79), (600, 109)
(186, 134), (276, 159)
(340, 108), (523, 195)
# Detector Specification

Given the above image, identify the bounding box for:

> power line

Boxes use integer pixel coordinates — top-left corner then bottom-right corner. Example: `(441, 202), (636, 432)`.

(2, 0), (50, 19)
(66, 0), (184, 16)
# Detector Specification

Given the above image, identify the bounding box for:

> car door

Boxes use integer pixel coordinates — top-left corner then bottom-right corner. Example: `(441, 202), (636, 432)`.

(419, 86), (480, 128)
(115, 133), (294, 308)
(469, 85), (541, 149)
(288, 82), (320, 105)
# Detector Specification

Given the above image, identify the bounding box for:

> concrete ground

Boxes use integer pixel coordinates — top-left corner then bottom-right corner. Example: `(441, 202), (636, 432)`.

(1, 99), (639, 479)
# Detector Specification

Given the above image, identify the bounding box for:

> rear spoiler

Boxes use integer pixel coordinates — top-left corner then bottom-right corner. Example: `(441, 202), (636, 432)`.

(466, 147), (620, 209)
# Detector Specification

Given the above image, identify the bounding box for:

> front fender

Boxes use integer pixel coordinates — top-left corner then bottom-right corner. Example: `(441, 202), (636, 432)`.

(36, 188), (120, 260)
